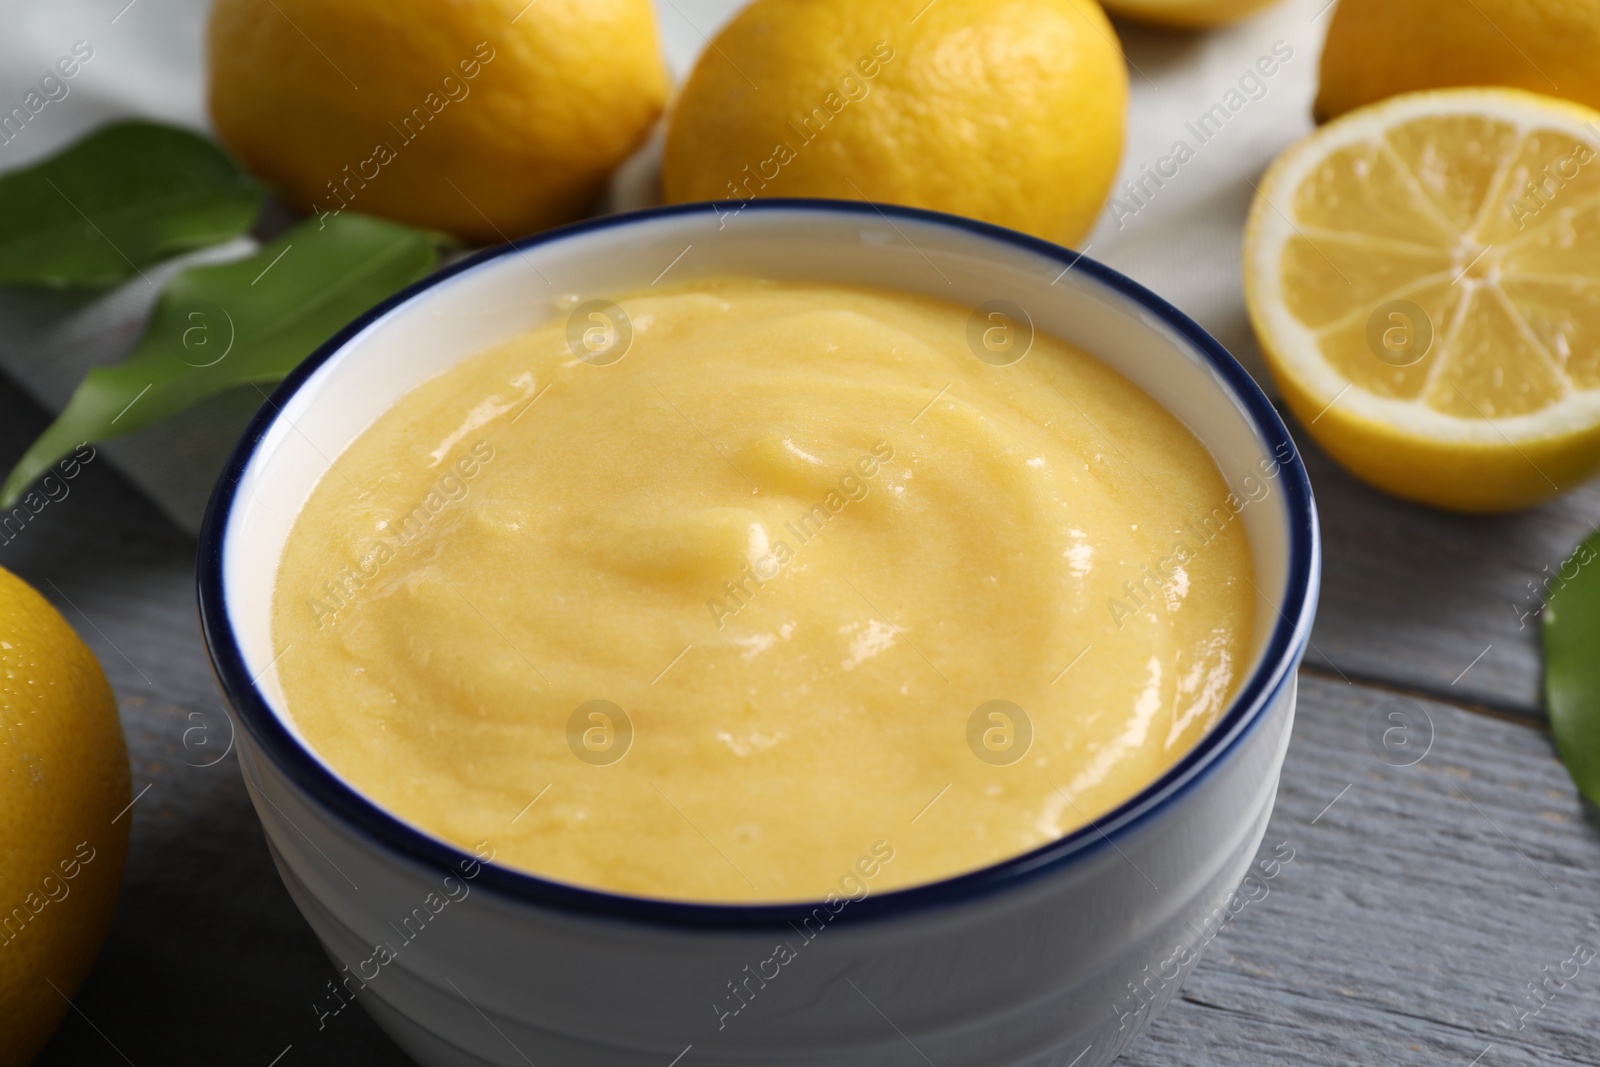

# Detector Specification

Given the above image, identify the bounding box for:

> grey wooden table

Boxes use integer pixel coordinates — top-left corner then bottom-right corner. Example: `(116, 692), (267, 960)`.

(8, 365), (1599, 1066)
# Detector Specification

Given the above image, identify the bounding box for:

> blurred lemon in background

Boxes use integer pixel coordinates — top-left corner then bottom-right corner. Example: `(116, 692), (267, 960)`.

(0, 566), (129, 1067)
(661, 0), (1127, 248)
(1100, 0), (1282, 28)
(209, 0), (669, 242)
(1317, 0), (1600, 121)
(1245, 88), (1600, 512)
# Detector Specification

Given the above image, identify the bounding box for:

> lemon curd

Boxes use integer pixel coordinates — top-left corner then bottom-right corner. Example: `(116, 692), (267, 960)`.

(271, 279), (1255, 903)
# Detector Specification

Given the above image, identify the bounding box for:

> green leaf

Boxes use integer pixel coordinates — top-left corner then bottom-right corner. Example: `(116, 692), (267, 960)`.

(1543, 530), (1600, 806)
(0, 213), (443, 508)
(0, 121), (262, 288)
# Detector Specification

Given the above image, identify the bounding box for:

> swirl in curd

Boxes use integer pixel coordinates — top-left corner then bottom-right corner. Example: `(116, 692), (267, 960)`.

(272, 278), (1255, 903)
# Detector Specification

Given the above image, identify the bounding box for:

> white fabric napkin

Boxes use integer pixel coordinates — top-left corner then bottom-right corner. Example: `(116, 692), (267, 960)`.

(0, 0), (1327, 535)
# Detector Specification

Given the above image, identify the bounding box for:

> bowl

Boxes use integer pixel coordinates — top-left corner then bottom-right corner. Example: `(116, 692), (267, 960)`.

(198, 199), (1320, 1067)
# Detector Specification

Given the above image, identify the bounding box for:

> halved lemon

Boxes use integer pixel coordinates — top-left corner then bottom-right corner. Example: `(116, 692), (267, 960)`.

(1245, 88), (1600, 512)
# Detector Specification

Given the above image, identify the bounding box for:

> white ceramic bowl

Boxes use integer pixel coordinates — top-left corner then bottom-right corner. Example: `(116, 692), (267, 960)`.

(199, 200), (1320, 1067)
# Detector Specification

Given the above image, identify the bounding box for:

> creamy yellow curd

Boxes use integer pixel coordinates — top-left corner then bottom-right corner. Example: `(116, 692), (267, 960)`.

(272, 278), (1254, 903)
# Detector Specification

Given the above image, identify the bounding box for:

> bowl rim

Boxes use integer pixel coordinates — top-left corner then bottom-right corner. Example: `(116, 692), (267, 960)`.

(197, 197), (1320, 931)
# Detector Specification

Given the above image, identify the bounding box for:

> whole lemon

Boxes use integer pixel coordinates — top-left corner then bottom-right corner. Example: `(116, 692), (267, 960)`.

(209, 0), (670, 242)
(661, 0), (1128, 247)
(0, 566), (129, 1067)
(1316, 0), (1600, 121)
(1100, 0), (1281, 28)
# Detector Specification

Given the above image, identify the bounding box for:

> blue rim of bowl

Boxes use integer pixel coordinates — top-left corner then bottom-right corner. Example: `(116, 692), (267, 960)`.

(197, 198), (1320, 931)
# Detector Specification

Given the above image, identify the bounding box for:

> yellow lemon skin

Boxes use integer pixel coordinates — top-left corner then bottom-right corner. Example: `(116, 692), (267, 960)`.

(1101, 0), (1282, 28)
(209, 0), (669, 242)
(661, 0), (1127, 248)
(1265, 357), (1600, 513)
(1316, 0), (1600, 121)
(0, 566), (129, 1067)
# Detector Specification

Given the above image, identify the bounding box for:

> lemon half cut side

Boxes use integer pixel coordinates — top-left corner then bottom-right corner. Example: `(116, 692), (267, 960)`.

(1245, 89), (1600, 512)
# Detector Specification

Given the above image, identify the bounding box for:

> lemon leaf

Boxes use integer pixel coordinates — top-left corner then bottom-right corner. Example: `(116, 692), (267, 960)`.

(0, 121), (262, 288)
(1543, 531), (1600, 807)
(0, 213), (443, 509)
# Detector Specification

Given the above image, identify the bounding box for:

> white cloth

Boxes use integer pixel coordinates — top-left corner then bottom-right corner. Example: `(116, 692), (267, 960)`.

(0, 0), (1326, 534)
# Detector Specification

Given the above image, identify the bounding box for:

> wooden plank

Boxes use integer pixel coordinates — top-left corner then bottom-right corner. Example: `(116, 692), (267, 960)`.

(1124, 671), (1600, 1067)
(1, 0), (1594, 1057)
(5, 380), (1597, 1066)
(1290, 420), (1600, 718)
